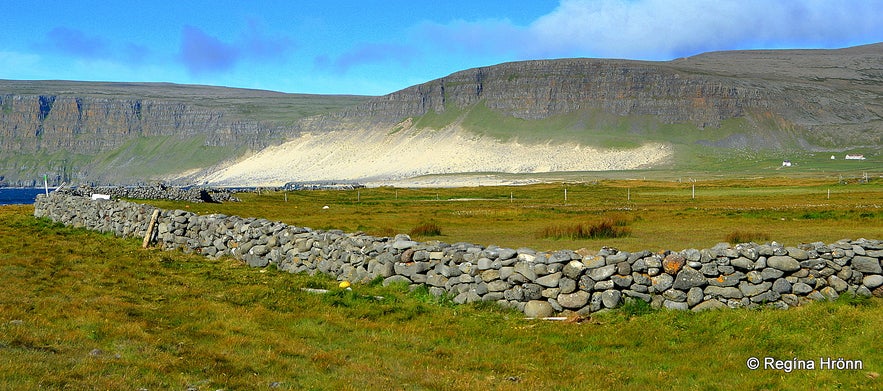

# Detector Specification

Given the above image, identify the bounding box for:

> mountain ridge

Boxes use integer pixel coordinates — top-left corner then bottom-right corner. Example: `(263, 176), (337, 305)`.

(1, 44), (881, 186)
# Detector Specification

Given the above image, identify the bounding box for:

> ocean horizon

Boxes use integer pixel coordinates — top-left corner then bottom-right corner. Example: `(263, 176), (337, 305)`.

(0, 188), (47, 205)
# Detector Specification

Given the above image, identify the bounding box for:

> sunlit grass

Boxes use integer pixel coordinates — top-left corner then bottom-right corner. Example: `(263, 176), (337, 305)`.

(1, 204), (881, 389)
(143, 178), (883, 252)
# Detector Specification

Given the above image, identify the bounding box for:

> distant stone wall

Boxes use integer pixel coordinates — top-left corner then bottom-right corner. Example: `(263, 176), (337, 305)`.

(58, 184), (239, 203)
(34, 192), (883, 317)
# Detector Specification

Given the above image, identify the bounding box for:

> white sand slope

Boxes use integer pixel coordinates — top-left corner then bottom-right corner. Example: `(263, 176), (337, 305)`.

(192, 126), (673, 187)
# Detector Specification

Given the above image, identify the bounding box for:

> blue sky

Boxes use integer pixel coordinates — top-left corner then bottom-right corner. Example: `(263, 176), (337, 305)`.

(2, 1), (881, 96)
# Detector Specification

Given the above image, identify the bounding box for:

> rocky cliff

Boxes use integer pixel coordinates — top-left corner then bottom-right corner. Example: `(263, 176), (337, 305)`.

(330, 43), (882, 148)
(0, 94), (276, 152)
(0, 81), (368, 186)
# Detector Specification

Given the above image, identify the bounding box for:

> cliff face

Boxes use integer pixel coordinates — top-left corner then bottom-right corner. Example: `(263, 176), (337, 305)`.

(0, 95), (284, 153)
(344, 60), (750, 127)
(0, 81), (369, 186)
(334, 44), (883, 147)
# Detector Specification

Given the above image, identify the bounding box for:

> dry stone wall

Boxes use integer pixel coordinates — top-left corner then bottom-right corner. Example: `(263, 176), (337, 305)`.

(58, 184), (239, 203)
(34, 192), (883, 317)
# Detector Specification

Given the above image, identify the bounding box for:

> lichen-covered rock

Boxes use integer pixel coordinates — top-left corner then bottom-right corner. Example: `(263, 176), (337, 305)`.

(662, 253), (686, 275)
(672, 267), (706, 290)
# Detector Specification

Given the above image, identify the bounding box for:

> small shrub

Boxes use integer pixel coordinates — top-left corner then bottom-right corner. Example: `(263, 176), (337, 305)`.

(725, 230), (770, 244)
(410, 222), (442, 237)
(539, 219), (630, 240)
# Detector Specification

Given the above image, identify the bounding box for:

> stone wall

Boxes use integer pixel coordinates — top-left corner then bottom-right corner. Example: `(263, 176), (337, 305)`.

(34, 192), (883, 317)
(58, 184), (239, 203)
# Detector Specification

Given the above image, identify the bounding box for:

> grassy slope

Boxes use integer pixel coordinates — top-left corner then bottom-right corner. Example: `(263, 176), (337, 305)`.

(1, 204), (881, 390)
(0, 150), (92, 185)
(405, 96), (881, 189)
(87, 136), (242, 183)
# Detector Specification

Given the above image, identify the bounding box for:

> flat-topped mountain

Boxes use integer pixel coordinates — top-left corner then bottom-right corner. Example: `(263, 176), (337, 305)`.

(332, 43), (882, 145)
(2, 44), (881, 186)
(0, 81), (369, 185)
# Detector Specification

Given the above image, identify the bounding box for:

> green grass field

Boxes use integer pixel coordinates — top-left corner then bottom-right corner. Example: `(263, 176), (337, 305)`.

(145, 178), (883, 252)
(2, 178), (882, 389)
(0, 200), (881, 389)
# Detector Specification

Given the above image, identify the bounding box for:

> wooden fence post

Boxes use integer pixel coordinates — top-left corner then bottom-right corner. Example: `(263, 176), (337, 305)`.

(142, 209), (160, 248)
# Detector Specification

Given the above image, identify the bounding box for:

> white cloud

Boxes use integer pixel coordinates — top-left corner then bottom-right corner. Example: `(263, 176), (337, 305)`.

(422, 0), (883, 61)
(529, 0), (883, 58)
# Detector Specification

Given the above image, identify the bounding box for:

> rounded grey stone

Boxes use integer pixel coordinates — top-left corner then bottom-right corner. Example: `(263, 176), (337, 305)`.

(862, 274), (883, 289)
(535, 272), (562, 288)
(691, 299), (727, 311)
(663, 300), (689, 310)
(587, 264), (617, 281)
(767, 256), (801, 272)
(594, 280), (615, 291)
(672, 267), (707, 290)
(487, 279), (510, 292)
(524, 300), (555, 318)
(687, 287), (704, 307)
(557, 290), (591, 309)
(601, 290), (621, 308)
(827, 275), (849, 292)
(851, 256), (882, 274)
(663, 289), (687, 302)
(523, 283), (543, 300)
(739, 281), (772, 297)
(761, 267), (784, 281)
(562, 260), (586, 279)
(650, 273), (674, 293)
(559, 277), (577, 294)
(704, 285), (743, 299)
(772, 278), (792, 294)
(731, 257), (754, 271)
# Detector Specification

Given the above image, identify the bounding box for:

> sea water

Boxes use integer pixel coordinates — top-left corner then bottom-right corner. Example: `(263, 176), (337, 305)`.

(0, 188), (46, 205)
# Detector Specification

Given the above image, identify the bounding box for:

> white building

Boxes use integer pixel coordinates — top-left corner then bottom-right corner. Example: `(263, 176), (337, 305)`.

(845, 154), (866, 160)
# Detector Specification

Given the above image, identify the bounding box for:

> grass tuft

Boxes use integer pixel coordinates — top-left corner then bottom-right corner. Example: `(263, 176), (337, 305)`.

(835, 292), (872, 307)
(725, 230), (771, 244)
(370, 227), (399, 238)
(619, 298), (656, 318)
(409, 222), (442, 237)
(539, 219), (631, 240)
